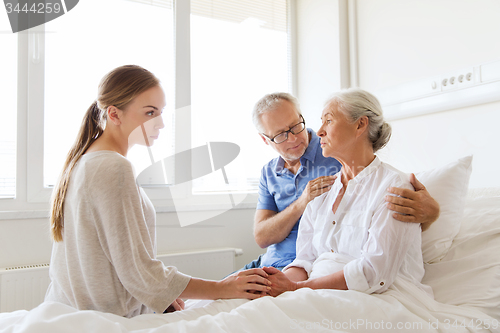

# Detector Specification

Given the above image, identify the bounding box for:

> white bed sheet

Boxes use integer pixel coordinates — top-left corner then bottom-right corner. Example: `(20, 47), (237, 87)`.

(0, 282), (496, 333)
(1, 194), (499, 333)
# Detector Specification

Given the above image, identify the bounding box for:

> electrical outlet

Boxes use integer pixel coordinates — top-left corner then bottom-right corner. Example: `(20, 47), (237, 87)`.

(441, 67), (476, 91)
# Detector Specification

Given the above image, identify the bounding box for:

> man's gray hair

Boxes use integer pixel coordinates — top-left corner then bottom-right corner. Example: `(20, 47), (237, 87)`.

(252, 92), (302, 133)
(325, 88), (391, 152)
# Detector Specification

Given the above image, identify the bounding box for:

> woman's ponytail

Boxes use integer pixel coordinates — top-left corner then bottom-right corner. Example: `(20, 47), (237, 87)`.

(49, 101), (104, 242)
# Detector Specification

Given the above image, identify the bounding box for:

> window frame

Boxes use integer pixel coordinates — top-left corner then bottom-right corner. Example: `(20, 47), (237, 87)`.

(0, 0), (297, 216)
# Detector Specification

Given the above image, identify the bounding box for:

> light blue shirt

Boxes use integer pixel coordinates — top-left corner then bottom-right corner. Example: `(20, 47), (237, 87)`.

(257, 129), (342, 267)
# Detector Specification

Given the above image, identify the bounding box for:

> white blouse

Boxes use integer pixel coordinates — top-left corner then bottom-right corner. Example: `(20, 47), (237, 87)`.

(284, 156), (433, 296)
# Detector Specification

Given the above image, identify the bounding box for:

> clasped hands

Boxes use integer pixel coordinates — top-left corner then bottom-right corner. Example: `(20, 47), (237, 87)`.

(165, 267), (294, 313)
(231, 267), (297, 298)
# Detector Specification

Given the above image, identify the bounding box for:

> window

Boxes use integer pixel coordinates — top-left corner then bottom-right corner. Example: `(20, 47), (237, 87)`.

(0, 18), (17, 198)
(44, 0), (175, 188)
(190, 0), (290, 194)
(1, 0), (295, 211)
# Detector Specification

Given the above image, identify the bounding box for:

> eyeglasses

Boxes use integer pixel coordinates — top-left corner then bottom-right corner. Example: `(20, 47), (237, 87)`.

(263, 115), (306, 144)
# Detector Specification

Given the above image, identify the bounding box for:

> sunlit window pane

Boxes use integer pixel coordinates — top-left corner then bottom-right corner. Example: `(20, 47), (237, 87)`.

(190, 0), (289, 193)
(44, 0), (174, 187)
(0, 20), (17, 198)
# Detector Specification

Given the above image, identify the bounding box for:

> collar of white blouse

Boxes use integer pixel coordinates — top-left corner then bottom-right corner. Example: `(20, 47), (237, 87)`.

(328, 156), (382, 218)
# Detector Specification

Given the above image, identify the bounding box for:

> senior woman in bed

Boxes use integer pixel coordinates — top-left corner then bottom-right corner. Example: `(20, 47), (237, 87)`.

(263, 88), (433, 297)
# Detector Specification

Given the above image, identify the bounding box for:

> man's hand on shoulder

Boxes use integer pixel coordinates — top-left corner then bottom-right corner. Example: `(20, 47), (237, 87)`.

(253, 175), (337, 248)
(297, 175), (337, 209)
(385, 173), (440, 231)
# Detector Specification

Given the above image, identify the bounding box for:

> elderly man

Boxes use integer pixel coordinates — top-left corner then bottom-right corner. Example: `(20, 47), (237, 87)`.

(245, 92), (440, 270)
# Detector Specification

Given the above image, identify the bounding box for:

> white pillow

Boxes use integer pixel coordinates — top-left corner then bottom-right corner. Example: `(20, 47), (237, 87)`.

(423, 194), (500, 318)
(416, 155), (473, 264)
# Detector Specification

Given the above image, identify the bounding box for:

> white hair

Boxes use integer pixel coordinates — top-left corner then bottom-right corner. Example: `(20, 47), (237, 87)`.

(325, 88), (391, 152)
(252, 92), (302, 133)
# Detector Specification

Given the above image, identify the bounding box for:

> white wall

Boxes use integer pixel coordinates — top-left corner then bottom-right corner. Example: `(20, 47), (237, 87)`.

(0, 209), (264, 272)
(355, 0), (500, 187)
(0, 218), (52, 268)
(155, 209), (264, 269)
(296, 0), (347, 131)
(356, 0), (500, 92)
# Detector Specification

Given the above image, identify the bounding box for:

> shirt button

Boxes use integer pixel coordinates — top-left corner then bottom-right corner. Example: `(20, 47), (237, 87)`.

(380, 282), (384, 286)
(332, 221), (336, 225)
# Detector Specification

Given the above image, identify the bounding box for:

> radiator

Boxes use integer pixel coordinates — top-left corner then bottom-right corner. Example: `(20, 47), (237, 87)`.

(0, 247), (242, 312)
(0, 264), (51, 313)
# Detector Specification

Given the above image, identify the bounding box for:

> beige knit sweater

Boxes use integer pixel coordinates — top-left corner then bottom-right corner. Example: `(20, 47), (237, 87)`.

(45, 151), (191, 317)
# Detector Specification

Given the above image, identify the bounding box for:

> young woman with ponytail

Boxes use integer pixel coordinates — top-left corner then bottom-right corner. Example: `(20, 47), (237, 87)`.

(45, 65), (271, 317)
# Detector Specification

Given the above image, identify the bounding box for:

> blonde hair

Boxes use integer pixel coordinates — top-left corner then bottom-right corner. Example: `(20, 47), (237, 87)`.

(50, 65), (160, 242)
